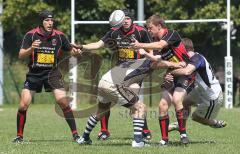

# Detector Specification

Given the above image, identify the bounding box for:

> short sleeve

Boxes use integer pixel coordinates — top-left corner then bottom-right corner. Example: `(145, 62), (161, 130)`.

(101, 30), (114, 43)
(189, 54), (204, 69)
(140, 29), (152, 43)
(60, 34), (72, 51)
(21, 33), (33, 49)
(162, 30), (181, 47)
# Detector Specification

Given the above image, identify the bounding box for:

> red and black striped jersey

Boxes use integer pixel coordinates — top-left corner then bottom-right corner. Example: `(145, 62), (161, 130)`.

(101, 24), (152, 63)
(159, 29), (190, 63)
(21, 27), (72, 69)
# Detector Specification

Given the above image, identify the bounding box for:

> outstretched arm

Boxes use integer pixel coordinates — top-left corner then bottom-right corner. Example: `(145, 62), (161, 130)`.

(170, 64), (196, 76)
(132, 39), (168, 50)
(139, 49), (186, 69)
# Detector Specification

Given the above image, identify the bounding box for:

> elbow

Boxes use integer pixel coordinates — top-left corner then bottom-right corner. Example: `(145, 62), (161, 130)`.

(184, 70), (193, 76)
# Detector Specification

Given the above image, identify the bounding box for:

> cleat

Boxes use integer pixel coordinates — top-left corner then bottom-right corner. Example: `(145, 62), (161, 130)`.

(132, 140), (149, 148)
(97, 131), (110, 140)
(159, 140), (168, 146)
(168, 122), (179, 132)
(77, 136), (92, 145)
(142, 131), (152, 142)
(12, 136), (23, 143)
(73, 134), (82, 144)
(210, 120), (227, 128)
(180, 134), (189, 145)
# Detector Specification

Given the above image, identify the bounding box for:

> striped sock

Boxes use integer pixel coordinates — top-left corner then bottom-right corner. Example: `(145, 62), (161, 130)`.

(133, 118), (144, 143)
(83, 115), (99, 139)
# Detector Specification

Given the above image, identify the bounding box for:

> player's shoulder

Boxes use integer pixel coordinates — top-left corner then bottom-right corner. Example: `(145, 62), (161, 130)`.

(53, 29), (65, 35)
(134, 24), (147, 32)
(26, 27), (38, 35)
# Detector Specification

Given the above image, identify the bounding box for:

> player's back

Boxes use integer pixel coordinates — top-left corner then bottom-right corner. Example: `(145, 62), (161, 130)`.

(194, 53), (222, 100)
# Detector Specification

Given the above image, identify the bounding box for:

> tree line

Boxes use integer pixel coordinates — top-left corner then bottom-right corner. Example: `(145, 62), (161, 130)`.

(1, 0), (240, 70)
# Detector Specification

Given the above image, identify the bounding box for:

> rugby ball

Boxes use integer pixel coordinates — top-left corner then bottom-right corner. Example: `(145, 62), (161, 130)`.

(109, 10), (125, 28)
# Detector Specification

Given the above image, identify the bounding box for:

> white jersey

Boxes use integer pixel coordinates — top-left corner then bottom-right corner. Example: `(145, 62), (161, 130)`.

(190, 53), (222, 100)
(101, 59), (151, 85)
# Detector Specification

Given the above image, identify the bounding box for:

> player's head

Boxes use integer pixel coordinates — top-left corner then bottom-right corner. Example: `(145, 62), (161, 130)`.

(39, 10), (54, 33)
(182, 38), (194, 52)
(121, 9), (134, 30)
(146, 15), (166, 39)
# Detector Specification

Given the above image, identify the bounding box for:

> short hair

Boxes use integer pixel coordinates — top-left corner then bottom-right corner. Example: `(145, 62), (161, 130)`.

(182, 38), (194, 52)
(146, 14), (166, 28)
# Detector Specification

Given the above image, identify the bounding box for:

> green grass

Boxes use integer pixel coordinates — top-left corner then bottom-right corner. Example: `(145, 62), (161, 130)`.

(0, 104), (240, 154)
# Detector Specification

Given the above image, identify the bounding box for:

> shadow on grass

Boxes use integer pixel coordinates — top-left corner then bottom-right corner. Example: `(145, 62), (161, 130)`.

(27, 139), (70, 143)
(149, 140), (216, 147)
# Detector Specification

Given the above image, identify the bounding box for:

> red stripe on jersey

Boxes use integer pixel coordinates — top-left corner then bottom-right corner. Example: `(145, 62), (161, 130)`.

(172, 42), (190, 62)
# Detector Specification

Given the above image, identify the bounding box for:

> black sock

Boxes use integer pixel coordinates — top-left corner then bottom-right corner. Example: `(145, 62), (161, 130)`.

(62, 106), (78, 136)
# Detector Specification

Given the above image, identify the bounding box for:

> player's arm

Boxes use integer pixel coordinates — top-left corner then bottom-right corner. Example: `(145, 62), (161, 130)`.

(132, 39), (168, 50)
(139, 49), (185, 69)
(170, 54), (202, 76)
(59, 34), (82, 56)
(82, 40), (105, 50)
(19, 33), (41, 59)
(170, 64), (196, 76)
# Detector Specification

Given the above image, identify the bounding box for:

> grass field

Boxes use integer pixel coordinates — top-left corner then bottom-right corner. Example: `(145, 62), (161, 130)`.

(0, 104), (240, 154)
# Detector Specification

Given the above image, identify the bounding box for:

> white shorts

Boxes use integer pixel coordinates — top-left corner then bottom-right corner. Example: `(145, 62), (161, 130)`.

(97, 79), (140, 107)
(186, 88), (223, 120)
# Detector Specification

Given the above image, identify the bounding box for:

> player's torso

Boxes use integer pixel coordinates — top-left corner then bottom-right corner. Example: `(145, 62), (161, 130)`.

(195, 54), (222, 99)
(109, 26), (149, 63)
(159, 30), (189, 63)
(101, 59), (150, 85)
(30, 32), (62, 69)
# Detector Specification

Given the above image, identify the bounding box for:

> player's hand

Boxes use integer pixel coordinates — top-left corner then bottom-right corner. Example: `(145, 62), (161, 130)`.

(71, 47), (82, 56)
(164, 73), (174, 83)
(31, 39), (41, 49)
(138, 48), (147, 55)
(71, 43), (83, 50)
(130, 39), (142, 49)
(179, 61), (186, 67)
(173, 61), (186, 68)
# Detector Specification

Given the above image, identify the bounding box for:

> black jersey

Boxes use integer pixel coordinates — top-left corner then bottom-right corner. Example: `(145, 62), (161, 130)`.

(101, 24), (152, 63)
(158, 29), (190, 63)
(21, 27), (72, 69)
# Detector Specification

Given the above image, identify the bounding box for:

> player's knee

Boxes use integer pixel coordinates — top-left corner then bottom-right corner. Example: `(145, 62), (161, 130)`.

(19, 100), (30, 110)
(159, 100), (169, 110)
(172, 96), (182, 105)
(132, 102), (146, 117)
(56, 96), (72, 108)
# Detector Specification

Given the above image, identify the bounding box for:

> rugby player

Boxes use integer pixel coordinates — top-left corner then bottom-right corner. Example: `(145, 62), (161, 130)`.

(77, 48), (184, 147)
(77, 9), (153, 141)
(166, 38), (227, 131)
(131, 14), (194, 145)
(12, 10), (82, 143)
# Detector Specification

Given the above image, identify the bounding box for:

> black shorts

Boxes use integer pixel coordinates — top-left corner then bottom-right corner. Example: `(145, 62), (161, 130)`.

(162, 74), (195, 94)
(23, 68), (64, 93)
(174, 75), (195, 93)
